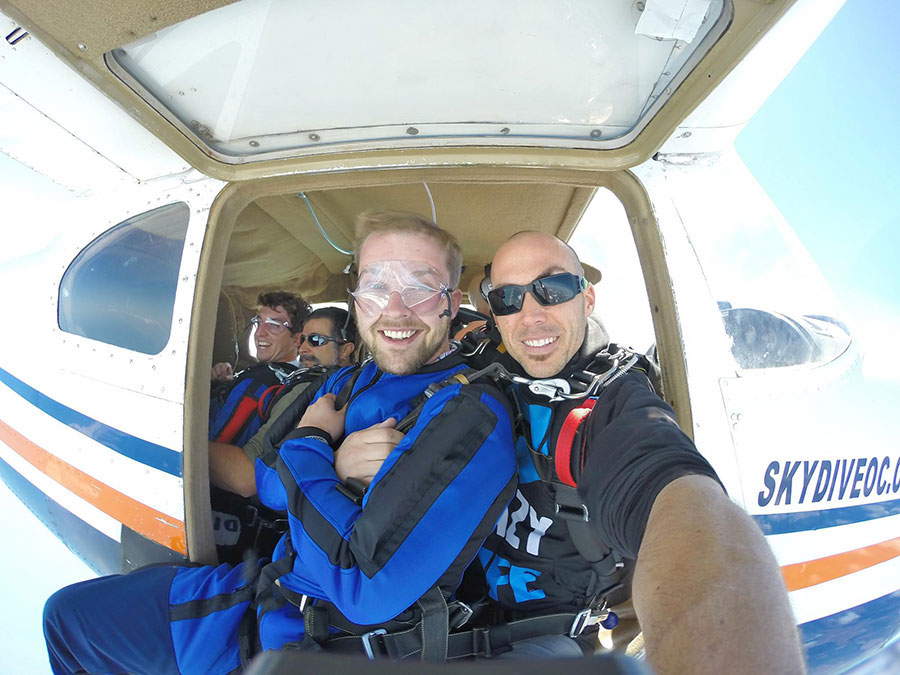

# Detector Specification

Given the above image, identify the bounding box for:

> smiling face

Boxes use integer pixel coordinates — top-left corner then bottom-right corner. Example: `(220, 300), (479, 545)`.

(490, 232), (595, 378)
(253, 304), (301, 363)
(354, 231), (461, 375)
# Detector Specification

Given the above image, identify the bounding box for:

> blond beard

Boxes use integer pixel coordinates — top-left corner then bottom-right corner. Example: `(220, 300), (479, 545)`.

(364, 316), (451, 375)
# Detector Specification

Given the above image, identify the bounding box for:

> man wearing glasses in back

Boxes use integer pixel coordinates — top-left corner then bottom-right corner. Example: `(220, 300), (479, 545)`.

(208, 291), (311, 450)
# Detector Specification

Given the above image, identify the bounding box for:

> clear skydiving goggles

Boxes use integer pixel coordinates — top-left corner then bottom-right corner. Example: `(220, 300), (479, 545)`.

(350, 260), (452, 316)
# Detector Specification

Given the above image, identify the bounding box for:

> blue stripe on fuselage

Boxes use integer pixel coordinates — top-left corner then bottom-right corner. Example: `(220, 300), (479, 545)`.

(800, 588), (900, 673)
(0, 365), (181, 477)
(0, 453), (120, 575)
(753, 497), (900, 535)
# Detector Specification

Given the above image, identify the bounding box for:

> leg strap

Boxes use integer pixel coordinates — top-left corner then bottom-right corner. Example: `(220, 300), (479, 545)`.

(325, 612), (584, 660)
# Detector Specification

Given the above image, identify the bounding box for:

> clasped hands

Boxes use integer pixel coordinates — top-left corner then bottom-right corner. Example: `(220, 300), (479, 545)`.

(297, 393), (404, 486)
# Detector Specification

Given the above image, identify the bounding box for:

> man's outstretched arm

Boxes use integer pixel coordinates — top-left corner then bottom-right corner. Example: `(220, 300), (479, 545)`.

(632, 475), (806, 674)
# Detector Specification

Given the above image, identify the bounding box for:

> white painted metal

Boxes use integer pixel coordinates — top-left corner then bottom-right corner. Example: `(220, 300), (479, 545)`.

(0, 10), (192, 185)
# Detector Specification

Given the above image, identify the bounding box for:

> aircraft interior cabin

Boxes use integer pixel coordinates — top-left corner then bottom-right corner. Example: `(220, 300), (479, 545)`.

(195, 175), (666, 564)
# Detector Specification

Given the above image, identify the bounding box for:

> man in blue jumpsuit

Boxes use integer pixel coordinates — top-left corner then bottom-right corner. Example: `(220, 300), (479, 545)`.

(475, 232), (805, 672)
(42, 211), (518, 674)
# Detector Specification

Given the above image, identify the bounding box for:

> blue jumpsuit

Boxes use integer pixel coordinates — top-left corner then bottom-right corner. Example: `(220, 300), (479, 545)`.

(44, 354), (517, 674)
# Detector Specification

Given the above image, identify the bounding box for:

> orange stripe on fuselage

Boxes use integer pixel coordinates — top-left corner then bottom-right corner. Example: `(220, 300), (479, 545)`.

(0, 417), (187, 555)
(782, 536), (900, 591)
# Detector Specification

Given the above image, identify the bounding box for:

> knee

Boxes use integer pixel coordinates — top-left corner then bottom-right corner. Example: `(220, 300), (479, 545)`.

(43, 584), (76, 639)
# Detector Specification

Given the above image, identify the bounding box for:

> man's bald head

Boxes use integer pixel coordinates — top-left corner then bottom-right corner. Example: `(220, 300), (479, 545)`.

(495, 231), (585, 279)
(489, 231), (595, 378)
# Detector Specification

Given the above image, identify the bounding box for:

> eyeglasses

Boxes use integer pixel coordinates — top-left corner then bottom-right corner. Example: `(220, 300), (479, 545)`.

(250, 315), (292, 334)
(487, 272), (587, 316)
(351, 260), (452, 316)
(299, 333), (344, 347)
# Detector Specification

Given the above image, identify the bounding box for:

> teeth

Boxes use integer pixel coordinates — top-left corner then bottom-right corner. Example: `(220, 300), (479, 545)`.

(524, 337), (557, 347)
(383, 329), (416, 340)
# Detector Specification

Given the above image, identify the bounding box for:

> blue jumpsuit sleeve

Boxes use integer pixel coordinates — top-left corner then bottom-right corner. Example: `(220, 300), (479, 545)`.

(276, 383), (517, 625)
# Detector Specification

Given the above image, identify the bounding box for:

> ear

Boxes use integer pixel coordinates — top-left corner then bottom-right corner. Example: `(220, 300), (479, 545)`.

(338, 341), (356, 365)
(449, 288), (463, 319)
(583, 284), (595, 317)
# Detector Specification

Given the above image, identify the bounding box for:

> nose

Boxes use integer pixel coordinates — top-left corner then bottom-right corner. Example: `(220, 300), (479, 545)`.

(298, 340), (312, 354)
(518, 292), (548, 325)
(382, 291), (412, 317)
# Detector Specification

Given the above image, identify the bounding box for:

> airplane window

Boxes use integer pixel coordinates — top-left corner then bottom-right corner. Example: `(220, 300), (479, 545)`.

(58, 202), (190, 354)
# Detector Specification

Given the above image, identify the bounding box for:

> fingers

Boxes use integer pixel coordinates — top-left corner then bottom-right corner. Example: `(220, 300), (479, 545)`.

(377, 417), (397, 428)
(211, 362), (234, 381)
(349, 427), (404, 445)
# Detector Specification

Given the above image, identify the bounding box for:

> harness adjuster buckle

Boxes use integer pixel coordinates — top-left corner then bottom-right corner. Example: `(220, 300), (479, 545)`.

(555, 501), (589, 522)
(449, 601), (474, 629)
(361, 628), (387, 660)
(569, 608), (601, 638)
(473, 626), (493, 657)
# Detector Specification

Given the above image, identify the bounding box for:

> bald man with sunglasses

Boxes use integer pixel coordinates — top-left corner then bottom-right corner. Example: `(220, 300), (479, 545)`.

(475, 232), (804, 672)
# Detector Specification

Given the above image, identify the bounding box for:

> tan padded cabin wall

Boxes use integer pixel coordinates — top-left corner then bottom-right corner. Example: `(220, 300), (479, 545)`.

(219, 180), (595, 310)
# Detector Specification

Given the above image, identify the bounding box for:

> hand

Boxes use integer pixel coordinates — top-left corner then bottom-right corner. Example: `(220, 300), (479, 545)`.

(211, 362), (234, 382)
(297, 393), (347, 441)
(334, 418), (403, 485)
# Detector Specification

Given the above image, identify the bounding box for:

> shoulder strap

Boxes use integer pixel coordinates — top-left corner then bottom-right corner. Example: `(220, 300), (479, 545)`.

(554, 484), (627, 604)
(394, 368), (477, 433)
(555, 398), (596, 487)
(261, 375), (336, 459)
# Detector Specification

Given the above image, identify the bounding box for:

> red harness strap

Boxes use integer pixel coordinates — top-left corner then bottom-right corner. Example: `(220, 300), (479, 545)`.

(555, 398), (596, 487)
(258, 384), (285, 420)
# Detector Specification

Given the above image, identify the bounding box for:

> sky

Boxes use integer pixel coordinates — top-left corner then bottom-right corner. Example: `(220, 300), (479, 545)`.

(1, 0), (898, 671)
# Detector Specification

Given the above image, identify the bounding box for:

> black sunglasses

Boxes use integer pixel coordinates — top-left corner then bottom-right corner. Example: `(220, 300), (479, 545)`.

(299, 333), (345, 347)
(487, 272), (587, 316)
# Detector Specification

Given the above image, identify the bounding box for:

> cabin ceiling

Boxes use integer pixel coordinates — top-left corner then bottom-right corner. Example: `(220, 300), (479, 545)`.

(3, 1), (236, 57)
(221, 182), (595, 309)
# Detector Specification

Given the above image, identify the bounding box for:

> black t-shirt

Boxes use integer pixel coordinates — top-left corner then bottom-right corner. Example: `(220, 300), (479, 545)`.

(478, 322), (722, 614)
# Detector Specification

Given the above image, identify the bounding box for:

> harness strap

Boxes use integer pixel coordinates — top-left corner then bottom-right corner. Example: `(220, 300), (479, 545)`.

(415, 586), (450, 661)
(257, 384), (284, 419)
(395, 369), (476, 434)
(325, 612), (585, 660)
(300, 602), (330, 649)
(555, 485), (625, 602)
(555, 399), (596, 487)
(334, 366), (367, 409)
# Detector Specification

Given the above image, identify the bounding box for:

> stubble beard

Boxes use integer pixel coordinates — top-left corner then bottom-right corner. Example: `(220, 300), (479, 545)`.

(364, 317), (450, 375)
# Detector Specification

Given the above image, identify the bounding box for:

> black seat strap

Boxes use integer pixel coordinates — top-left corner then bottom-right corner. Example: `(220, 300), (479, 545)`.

(416, 586), (450, 661)
(325, 612), (584, 660)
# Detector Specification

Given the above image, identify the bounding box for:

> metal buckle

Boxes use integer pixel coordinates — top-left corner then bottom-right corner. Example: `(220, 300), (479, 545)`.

(555, 501), (590, 522)
(449, 601), (474, 629)
(569, 609), (592, 637)
(524, 377), (571, 401)
(568, 607), (616, 637)
(361, 628), (387, 660)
